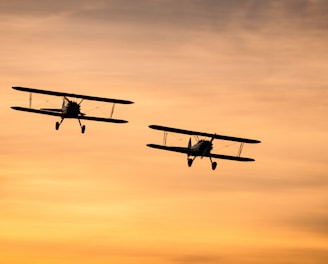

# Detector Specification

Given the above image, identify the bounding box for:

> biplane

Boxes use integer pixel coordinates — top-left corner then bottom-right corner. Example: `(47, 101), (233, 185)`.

(11, 86), (134, 133)
(147, 125), (261, 170)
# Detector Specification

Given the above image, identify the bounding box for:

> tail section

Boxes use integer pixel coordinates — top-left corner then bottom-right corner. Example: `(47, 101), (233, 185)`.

(62, 97), (66, 109)
(188, 137), (192, 157)
(187, 137), (194, 167)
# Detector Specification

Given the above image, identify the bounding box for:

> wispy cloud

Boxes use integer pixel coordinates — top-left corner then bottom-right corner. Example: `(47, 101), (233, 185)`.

(3, 0), (328, 32)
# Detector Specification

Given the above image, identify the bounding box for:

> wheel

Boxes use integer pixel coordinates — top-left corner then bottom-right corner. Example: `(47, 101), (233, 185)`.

(187, 158), (193, 167)
(211, 162), (217, 170)
(55, 121), (60, 130)
(81, 125), (86, 134)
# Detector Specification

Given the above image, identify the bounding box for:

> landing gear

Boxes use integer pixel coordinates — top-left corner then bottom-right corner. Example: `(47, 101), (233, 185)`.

(211, 161), (217, 170)
(55, 118), (64, 131)
(187, 156), (217, 170)
(78, 119), (85, 134)
(209, 157), (217, 170)
(187, 156), (196, 167)
(55, 118), (85, 133)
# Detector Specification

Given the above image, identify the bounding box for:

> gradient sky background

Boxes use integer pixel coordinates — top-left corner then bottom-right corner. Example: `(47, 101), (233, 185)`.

(1, 0), (328, 263)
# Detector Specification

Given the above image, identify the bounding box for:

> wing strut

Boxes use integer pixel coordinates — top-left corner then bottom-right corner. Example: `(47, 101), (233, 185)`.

(237, 142), (244, 157)
(110, 103), (116, 118)
(29, 92), (32, 108)
(163, 131), (168, 145)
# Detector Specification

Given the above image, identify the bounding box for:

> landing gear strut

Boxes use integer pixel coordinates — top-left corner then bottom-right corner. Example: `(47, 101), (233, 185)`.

(55, 118), (85, 133)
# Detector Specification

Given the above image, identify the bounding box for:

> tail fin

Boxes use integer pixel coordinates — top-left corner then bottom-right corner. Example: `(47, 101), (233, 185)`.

(187, 137), (192, 157)
(188, 137), (192, 149)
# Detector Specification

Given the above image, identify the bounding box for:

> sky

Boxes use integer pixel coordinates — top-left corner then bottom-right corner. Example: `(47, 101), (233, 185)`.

(1, 0), (328, 263)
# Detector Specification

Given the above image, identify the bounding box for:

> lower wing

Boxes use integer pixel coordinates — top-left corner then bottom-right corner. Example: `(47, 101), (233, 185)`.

(11, 106), (128, 123)
(11, 106), (62, 117)
(79, 115), (128, 123)
(205, 153), (255, 162)
(147, 144), (191, 155)
(147, 144), (255, 162)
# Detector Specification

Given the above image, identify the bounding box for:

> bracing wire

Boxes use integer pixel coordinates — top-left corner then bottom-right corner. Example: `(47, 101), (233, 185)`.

(213, 142), (238, 155)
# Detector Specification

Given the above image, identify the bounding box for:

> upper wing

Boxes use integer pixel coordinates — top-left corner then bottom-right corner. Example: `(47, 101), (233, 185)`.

(12, 86), (134, 104)
(11, 106), (128, 123)
(149, 125), (261, 144)
(146, 144), (254, 162)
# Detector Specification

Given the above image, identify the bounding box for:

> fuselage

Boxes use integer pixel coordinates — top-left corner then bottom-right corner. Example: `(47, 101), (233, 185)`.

(61, 101), (82, 118)
(190, 140), (213, 156)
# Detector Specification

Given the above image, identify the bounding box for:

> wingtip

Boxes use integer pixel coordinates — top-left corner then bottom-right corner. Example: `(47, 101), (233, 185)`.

(248, 139), (261, 144)
(121, 100), (134, 104)
(116, 119), (129, 124)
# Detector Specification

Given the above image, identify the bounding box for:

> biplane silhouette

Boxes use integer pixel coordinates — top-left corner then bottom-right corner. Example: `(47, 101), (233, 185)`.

(147, 125), (261, 170)
(11, 86), (134, 133)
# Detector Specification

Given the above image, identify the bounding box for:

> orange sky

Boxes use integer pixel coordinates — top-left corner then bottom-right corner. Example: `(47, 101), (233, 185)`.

(1, 1), (328, 263)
